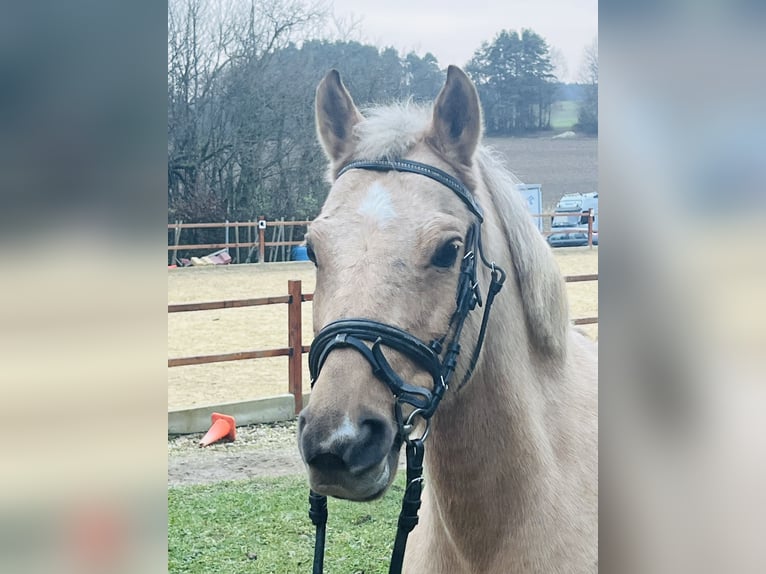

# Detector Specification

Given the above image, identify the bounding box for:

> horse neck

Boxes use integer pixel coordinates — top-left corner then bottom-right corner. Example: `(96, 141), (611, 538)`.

(423, 266), (560, 564)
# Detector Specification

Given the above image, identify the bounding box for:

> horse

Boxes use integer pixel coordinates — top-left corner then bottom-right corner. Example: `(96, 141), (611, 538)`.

(297, 66), (598, 573)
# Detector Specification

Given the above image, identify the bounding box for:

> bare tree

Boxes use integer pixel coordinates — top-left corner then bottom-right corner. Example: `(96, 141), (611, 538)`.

(167, 0), (329, 222)
(327, 10), (364, 43)
(167, 0), (460, 233)
(579, 37), (598, 85)
(549, 46), (569, 83)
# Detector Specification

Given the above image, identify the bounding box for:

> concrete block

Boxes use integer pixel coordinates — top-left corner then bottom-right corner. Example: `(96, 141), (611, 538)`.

(169, 394), (296, 435)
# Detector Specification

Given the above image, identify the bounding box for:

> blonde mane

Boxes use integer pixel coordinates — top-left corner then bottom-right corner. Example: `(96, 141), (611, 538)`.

(475, 146), (569, 359)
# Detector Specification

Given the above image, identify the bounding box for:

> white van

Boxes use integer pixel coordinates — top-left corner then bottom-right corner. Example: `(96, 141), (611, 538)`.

(551, 192), (598, 229)
(549, 192), (598, 247)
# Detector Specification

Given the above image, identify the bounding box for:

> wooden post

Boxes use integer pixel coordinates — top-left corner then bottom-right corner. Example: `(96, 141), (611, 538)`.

(171, 219), (182, 265)
(246, 220), (253, 263)
(286, 219), (295, 261)
(279, 217), (286, 261)
(234, 223), (240, 264)
(587, 209), (594, 249)
(268, 223), (277, 262)
(287, 280), (303, 414)
(258, 216), (266, 263)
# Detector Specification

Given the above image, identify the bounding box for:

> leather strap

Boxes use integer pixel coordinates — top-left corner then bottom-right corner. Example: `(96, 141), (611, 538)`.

(337, 159), (484, 222)
(309, 320), (444, 414)
(388, 439), (425, 574)
(308, 491), (327, 574)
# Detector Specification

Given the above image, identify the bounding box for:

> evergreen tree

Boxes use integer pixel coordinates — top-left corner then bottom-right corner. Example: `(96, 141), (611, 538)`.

(466, 29), (557, 134)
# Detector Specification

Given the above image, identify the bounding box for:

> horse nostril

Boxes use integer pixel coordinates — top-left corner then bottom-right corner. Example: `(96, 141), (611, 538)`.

(308, 452), (346, 474)
(342, 416), (394, 476)
(359, 416), (387, 440)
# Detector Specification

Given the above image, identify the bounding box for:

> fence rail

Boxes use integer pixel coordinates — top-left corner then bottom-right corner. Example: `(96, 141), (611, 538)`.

(169, 275), (598, 413)
(167, 220), (313, 230)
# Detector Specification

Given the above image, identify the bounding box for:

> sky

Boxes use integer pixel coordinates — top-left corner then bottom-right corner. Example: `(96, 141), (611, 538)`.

(327, 0), (597, 82)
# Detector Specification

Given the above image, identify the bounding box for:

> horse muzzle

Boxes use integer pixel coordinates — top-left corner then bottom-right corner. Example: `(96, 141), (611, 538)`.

(298, 408), (401, 501)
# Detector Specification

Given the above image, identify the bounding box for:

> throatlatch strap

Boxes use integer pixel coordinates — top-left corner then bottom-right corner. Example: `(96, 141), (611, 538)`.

(458, 265), (506, 391)
(389, 439), (425, 574)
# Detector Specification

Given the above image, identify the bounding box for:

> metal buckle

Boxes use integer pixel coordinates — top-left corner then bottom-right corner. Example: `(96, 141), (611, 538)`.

(401, 407), (431, 443)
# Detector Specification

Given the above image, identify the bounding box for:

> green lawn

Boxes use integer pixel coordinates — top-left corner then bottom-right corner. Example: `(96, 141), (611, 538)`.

(550, 100), (579, 130)
(169, 475), (406, 573)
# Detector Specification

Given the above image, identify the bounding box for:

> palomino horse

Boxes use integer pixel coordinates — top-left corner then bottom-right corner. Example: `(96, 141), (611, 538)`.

(298, 66), (598, 573)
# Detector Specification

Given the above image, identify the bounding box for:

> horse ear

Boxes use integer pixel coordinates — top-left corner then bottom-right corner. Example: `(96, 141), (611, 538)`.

(315, 69), (363, 164)
(429, 65), (482, 166)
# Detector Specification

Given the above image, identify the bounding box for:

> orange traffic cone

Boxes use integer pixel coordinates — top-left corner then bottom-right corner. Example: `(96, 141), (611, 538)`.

(199, 413), (236, 447)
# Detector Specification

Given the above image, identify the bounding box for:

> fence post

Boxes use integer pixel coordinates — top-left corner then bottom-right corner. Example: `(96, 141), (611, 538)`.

(587, 209), (594, 249)
(234, 223), (240, 263)
(258, 216), (266, 263)
(287, 280), (303, 414)
(286, 219), (295, 262)
(171, 220), (182, 265)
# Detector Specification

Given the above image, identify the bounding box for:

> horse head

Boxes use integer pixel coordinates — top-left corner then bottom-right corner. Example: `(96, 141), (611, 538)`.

(298, 65), (569, 503)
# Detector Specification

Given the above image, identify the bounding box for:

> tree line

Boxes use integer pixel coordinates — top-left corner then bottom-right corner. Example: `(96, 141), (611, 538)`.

(168, 0), (597, 226)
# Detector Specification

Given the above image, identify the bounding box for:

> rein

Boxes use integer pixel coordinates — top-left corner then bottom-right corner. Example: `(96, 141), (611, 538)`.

(306, 159), (506, 574)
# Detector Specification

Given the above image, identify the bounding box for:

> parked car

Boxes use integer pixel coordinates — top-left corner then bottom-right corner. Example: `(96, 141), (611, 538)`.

(547, 230), (598, 248)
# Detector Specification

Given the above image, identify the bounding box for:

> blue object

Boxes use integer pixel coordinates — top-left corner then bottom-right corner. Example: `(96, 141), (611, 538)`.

(292, 245), (310, 261)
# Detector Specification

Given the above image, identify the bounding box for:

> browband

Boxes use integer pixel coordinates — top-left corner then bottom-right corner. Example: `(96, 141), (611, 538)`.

(337, 159), (484, 222)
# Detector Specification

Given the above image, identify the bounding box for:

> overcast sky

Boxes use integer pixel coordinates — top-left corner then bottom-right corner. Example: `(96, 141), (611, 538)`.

(327, 0), (597, 82)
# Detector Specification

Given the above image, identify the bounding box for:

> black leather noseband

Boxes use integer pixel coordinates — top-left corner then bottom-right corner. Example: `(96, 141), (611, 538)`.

(309, 319), (444, 415)
(306, 159), (506, 574)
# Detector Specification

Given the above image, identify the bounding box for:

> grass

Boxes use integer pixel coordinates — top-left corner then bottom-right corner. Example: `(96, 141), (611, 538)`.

(169, 474), (406, 573)
(549, 100), (579, 130)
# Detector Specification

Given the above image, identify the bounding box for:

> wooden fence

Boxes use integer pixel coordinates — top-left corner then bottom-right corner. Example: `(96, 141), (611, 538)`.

(167, 218), (312, 265)
(169, 275), (598, 413)
(167, 211), (598, 265)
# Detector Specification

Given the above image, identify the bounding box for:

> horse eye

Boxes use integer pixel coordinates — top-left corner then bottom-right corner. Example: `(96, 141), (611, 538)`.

(431, 241), (460, 268)
(306, 243), (317, 266)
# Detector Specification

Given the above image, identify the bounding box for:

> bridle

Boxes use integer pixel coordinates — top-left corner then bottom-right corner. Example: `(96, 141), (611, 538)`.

(306, 159), (506, 574)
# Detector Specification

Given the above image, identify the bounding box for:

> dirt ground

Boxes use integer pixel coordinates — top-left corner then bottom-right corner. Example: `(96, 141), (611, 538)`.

(167, 421), (304, 486)
(168, 420), (409, 486)
(168, 249), (597, 410)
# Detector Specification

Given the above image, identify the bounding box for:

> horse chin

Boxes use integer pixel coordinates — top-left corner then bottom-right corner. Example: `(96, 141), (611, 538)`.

(309, 447), (400, 502)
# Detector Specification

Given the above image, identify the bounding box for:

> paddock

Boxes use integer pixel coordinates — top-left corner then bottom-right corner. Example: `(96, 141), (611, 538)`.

(168, 247), (597, 410)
